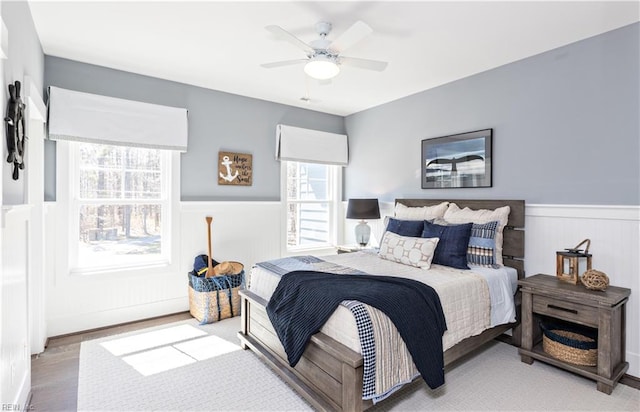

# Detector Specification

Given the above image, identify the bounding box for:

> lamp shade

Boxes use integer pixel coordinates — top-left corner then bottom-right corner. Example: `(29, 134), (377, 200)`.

(346, 198), (380, 220)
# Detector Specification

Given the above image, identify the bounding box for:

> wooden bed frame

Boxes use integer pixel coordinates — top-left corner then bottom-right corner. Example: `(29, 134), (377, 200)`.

(238, 199), (525, 411)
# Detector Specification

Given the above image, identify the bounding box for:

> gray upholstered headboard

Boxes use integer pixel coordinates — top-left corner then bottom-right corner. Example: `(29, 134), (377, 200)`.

(395, 199), (525, 278)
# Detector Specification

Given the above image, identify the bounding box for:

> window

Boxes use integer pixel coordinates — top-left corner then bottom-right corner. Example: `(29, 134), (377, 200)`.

(66, 141), (175, 271)
(47, 87), (186, 275)
(283, 161), (341, 251)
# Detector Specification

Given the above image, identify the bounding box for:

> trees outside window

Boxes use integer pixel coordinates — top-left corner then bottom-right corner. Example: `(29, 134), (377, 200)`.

(74, 142), (170, 269)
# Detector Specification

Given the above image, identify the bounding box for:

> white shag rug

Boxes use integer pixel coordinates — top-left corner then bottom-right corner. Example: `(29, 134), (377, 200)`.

(78, 317), (639, 411)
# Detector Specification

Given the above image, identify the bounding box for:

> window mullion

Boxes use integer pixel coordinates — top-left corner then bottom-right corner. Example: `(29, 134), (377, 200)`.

(69, 142), (81, 267)
(120, 146), (126, 200)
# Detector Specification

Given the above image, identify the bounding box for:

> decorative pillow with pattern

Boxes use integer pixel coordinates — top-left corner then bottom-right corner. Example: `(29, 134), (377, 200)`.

(378, 231), (439, 269)
(394, 201), (449, 221)
(467, 221), (500, 268)
(443, 203), (510, 265)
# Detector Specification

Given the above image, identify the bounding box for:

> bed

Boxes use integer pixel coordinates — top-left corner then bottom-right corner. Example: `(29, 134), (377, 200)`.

(237, 199), (525, 411)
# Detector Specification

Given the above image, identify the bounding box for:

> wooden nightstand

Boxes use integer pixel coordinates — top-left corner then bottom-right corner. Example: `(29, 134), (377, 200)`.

(518, 274), (631, 394)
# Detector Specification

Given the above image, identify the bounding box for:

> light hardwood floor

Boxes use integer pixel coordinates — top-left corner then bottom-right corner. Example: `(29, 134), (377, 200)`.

(29, 312), (193, 412)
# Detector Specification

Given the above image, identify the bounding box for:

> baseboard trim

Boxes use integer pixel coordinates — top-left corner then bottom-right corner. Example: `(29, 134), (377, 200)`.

(621, 373), (640, 390)
(47, 310), (190, 340)
(15, 371), (31, 412)
(24, 391), (33, 412)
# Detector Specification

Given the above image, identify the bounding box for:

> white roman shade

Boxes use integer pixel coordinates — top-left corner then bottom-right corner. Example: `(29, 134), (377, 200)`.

(275, 124), (348, 166)
(47, 86), (188, 152)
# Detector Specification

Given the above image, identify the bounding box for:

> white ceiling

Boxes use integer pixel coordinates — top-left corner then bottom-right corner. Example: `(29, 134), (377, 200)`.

(28, 1), (639, 116)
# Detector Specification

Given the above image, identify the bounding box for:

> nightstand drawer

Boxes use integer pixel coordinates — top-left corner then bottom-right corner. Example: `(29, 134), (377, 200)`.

(532, 294), (598, 327)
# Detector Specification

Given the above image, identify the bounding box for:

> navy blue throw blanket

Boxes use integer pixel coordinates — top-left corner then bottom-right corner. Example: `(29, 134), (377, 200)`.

(266, 270), (448, 389)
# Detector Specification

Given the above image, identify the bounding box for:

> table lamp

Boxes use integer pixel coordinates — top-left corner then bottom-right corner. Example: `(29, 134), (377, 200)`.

(346, 198), (380, 247)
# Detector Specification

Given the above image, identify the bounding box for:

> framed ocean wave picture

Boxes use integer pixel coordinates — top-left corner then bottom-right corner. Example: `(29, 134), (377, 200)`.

(421, 128), (492, 189)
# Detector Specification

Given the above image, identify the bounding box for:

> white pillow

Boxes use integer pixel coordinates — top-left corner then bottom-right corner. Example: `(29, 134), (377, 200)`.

(443, 203), (510, 265)
(394, 202), (449, 221)
(378, 231), (439, 269)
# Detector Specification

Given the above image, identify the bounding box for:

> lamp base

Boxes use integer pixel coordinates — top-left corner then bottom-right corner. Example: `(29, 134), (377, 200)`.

(355, 220), (371, 247)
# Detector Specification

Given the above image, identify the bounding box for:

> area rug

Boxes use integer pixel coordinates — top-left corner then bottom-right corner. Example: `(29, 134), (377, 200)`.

(78, 317), (639, 411)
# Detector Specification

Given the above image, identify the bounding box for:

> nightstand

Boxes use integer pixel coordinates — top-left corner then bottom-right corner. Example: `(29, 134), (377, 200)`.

(336, 245), (375, 254)
(518, 274), (631, 394)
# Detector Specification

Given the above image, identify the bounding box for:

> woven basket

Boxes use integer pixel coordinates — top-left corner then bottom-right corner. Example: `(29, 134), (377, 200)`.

(541, 324), (597, 366)
(188, 270), (244, 324)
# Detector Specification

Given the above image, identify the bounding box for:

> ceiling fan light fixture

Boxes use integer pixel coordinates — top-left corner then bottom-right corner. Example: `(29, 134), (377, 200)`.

(304, 55), (340, 80)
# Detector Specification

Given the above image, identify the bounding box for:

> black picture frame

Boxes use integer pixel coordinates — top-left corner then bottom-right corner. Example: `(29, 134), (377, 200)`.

(421, 128), (492, 189)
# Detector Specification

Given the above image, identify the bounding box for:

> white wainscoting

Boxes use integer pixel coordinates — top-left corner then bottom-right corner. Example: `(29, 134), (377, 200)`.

(45, 201), (184, 336)
(1, 205), (31, 408)
(45, 201), (283, 336)
(179, 201), (282, 276)
(43, 201), (639, 378)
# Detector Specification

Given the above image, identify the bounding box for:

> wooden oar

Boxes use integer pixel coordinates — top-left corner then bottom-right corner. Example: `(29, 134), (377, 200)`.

(205, 216), (214, 278)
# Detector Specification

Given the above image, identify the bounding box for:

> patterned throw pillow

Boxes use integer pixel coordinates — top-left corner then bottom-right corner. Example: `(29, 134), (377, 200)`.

(467, 221), (500, 268)
(422, 220), (473, 270)
(378, 231), (439, 269)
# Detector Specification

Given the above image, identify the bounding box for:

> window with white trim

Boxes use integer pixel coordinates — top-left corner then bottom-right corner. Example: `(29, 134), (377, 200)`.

(283, 161), (341, 250)
(68, 141), (174, 271)
(47, 87), (186, 275)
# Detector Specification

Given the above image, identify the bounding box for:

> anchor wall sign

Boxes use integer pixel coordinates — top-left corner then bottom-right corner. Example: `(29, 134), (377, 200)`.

(218, 151), (252, 186)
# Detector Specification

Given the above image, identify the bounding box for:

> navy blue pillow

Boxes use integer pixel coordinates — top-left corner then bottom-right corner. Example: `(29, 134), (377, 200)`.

(385, 217), (425, 238)
(422, 221), (473, 270)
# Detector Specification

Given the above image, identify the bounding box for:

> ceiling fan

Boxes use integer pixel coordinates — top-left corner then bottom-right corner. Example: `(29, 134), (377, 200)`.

(261, 20), (388, 80)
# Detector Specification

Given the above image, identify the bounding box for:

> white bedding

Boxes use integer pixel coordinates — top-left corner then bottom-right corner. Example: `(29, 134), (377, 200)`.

(248, 250), (517, 354)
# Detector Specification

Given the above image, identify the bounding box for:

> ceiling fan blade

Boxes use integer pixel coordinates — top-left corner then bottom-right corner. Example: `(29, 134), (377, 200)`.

(265, 25), (314, 55)
(329, 20), (373, 53)
(340, 56), (388, 72)
(261, 59), (307, 69)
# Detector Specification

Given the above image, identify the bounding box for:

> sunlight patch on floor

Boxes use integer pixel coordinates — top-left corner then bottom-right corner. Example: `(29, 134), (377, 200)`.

(174, 335), (242, 361)
(122, 346), (197, 376)
(101, 324), (207, 356)
(100, 323), (243, 376)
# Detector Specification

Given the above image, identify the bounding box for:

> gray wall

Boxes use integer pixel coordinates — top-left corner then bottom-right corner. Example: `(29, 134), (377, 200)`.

(43, 23), (640, 205)
(44, 56), (345, 201)
(345, 23), (639, 205)
(2, 1), (45, 204)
